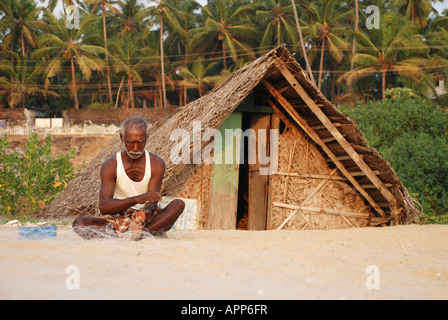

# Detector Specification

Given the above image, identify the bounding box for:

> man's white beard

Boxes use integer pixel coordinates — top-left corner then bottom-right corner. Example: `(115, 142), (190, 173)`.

(124, 144), (143, 160)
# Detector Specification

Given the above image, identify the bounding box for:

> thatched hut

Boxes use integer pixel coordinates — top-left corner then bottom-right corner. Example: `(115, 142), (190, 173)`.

(40, 46), (420, 230)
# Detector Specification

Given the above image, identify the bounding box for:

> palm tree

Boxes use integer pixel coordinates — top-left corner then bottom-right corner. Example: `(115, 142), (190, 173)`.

(162, 0), (201, 105)
(0, 53), (59, 108)
(32, 12), (106, 109)
(188, 0), (259, 70)
(143, 0), (185, 108)
(338, 12), (429, 100)
(0, 0), (47, 57)
(85, 0), (123, 105)
(421, 15), (448, 98)
(177, 56), (224, 97)
(256, 0), (298, 50)
(350, 0), (359, 71)
(304, 0), (353, 90)
(108, 36), (157, 109)
(290, 0), (315, 85)
(114, 0), (146, 39)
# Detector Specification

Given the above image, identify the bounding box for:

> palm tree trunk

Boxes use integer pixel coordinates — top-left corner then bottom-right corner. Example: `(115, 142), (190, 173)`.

(160, 14), (167, 108)
(102, 5), (113, 104)
(350, 0), (359, 94)
(115, 76), (124, 109)
(277, 21), (281, 46)
(222, 38), (227, 70)
(184, 45), (189, 106)
(10, 42), (14, 94)
(351, 0), (359, 71)
(382, 69), (387, 100)
(128, 77), (135, 108)
(20, 28), (25, 57)
(71, 57), (79, 109)
(318, 39), (325, 90)
(291, 0), (315, 85)
(198, 79), (202, 97)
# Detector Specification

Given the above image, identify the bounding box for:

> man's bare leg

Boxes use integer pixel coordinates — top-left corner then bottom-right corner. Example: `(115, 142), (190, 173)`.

(72, 217), (117, 240)
(142, 199), (185, 237)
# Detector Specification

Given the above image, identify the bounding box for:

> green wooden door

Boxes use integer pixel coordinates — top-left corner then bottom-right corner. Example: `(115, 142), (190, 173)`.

(209, 112), (243, 229)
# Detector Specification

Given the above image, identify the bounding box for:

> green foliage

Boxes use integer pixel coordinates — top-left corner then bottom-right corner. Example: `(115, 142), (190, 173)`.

(385, 132), (448, 223)
(0, 132), (79, 219)
(385, 87), (418, 100)
(1, 0), (448, 109)
(339, 97), (448, 223)
(87, 102), (114, 110)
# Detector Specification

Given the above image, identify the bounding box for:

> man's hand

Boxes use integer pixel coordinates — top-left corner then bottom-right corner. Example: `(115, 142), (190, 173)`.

(134, 191), (162, 205)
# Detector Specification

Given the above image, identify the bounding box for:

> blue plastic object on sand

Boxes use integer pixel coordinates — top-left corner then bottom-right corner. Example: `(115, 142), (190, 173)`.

(18, 226), (57, 240)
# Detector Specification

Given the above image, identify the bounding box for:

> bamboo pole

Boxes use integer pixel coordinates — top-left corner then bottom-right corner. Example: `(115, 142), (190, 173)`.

(273, 202), (370, 219)
(274, 172), (346, 180)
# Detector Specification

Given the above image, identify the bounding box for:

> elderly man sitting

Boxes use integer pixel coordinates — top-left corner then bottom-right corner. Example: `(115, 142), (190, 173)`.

(72, 116), (185, 240)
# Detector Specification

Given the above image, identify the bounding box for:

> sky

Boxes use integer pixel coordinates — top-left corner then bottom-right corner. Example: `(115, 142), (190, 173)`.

(434, 0), (448, 14)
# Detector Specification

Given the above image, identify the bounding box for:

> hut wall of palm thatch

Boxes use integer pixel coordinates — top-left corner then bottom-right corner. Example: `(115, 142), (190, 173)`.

(270, 128), (371, 230)
(39, 46), (420, 230)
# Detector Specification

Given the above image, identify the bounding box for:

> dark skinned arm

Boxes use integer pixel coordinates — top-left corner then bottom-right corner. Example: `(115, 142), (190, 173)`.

(141, 154), (165, 214)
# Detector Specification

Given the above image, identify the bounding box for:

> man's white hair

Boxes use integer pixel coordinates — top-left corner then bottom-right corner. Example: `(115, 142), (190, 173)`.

(120, 116), (149, 138)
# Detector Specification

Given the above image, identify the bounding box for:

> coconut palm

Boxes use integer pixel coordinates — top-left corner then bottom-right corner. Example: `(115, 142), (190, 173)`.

(420, 16), (448, 97)
(0, 0), (47, 57)
(350, 0), (359, 71)
(0, 53), (59, 108)
(177, 56), (225, 97)
(32, 12), (106, 109)
(256, 0), (299, 50)
(113, 0), (147, 39)
(143, 0), (186, 108)
(304, 0), (353, 90)
(387, 0), (443, 28)
(108, 35), (157, 109)
(188, 0), (259, 70)
(290, 0), (315, 85)
(161, 0), (201, 105)
(339, 12), (430, 100)
(85, 0), (123, 105)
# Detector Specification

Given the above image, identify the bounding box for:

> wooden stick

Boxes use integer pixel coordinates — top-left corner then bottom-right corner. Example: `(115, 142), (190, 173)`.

(282, 141), (297, 201)
(318, 188), (358, 228)
(273, 202), (370, 219)
(274, 172), (346, 180)
(350, 170), (380, 176)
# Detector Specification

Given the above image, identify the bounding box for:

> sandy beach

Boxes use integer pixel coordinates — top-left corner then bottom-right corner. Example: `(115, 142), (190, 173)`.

(0, 224), (447, 300)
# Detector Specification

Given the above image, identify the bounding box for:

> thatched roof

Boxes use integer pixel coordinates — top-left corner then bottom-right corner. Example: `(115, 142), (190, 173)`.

(40, 46), (419, 225)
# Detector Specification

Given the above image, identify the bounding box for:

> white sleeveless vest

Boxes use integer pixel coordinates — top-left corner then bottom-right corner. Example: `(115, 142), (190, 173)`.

(114, 151), (151, 211)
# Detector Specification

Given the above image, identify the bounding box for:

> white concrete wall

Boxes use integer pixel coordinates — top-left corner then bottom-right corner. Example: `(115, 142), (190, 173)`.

(1, 122), (119, 135)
